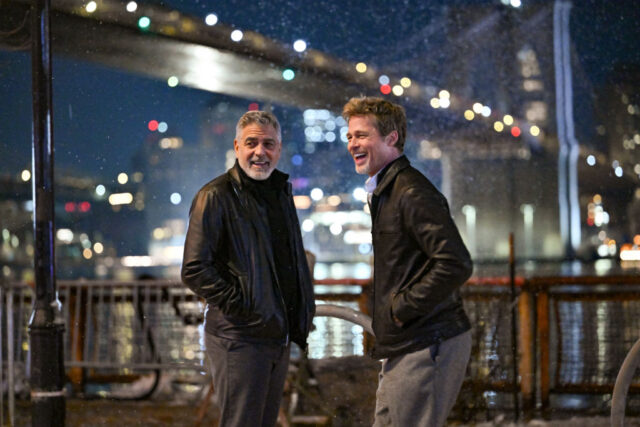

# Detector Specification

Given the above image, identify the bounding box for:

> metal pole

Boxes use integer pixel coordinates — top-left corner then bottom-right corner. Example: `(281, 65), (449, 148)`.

(28, 0), (66, 425)
(8, 291), (15, 426)
(1, 285), (4, 426)
(509, 233), (519, 421)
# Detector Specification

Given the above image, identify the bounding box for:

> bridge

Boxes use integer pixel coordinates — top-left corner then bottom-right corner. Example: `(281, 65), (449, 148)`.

(0, 0), (446, 113)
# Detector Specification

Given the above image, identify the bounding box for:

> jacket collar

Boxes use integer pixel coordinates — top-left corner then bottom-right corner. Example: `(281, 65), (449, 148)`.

(373, 155), (410, 197)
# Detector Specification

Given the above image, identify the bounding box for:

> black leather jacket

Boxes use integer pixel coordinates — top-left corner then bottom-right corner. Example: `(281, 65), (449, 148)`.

(181, 163), (315, 348)
(369, 155), (472, 359)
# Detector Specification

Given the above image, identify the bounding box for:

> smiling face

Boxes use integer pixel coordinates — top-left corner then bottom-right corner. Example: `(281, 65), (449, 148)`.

(234, 123), (282, 180)
(346, 115), (400, 177)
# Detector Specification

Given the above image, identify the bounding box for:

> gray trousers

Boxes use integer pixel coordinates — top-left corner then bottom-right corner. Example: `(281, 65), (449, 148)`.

(373, 330), (472, 427)
(205, 333), (290, 427)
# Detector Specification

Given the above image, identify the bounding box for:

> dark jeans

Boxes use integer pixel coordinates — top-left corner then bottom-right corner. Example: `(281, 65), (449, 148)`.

(205, 333), (290, 427)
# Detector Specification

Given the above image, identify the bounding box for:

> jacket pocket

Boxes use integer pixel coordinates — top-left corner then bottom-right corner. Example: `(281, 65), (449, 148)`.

(227, 266), (253, 317)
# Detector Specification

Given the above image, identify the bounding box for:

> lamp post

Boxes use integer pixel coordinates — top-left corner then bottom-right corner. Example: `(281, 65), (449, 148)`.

(29, 0), (66, 424)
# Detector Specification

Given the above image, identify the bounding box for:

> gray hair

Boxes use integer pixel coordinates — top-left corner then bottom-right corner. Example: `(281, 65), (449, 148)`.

(235, 110), (282, 141)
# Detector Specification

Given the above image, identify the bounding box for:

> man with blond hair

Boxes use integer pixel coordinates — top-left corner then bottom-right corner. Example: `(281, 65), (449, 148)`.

(182, 110), (315, 427)
(343, 97), (472, 426)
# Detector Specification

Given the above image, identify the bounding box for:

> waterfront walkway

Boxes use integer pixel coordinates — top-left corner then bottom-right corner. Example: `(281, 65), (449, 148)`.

(7, 356), (640, 426)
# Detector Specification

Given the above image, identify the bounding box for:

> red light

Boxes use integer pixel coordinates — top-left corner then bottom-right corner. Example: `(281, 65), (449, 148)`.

(511, 126), (521, 137)
(65, 202), (76, 213)
(148, 120), (159, 131)
(587, 217), (594, 226)
(79, 201), (91, 212)
(380, 84), (391, 95)
(248, 102), (259, 111)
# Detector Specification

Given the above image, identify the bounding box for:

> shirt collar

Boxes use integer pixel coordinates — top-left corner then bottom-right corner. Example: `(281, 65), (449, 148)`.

(364, 171), (379, 194)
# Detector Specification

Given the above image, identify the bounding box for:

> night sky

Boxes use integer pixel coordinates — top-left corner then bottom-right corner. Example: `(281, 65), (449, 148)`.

(1, 0), (639, 182)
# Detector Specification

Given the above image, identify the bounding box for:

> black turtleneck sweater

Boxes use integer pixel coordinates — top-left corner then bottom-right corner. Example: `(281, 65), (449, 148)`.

(237, 165), (299, 325)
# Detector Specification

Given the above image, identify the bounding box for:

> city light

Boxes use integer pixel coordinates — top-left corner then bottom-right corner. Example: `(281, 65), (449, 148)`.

(310, 188), (324, 201)
(400, 77), (412, 88)
(95, 184), (106, 196)
(430, 98), (440, 109)
(329, 223), (343, 235)
(293, 39), (307, 52)
(511, 126), (521, 137)
(138, 16), (151, 30)
(586, 155), (596, 166)
(464, 110), (475, 121)
(529, 125), (540, 136)
(117, 173), (129, 184)
(503, 114), (514, 125)
(282, 69), (295, 81)
(85, 1), (97, 13)
(494, 121), (504, 132)
(481, 105), (492, 117)
(392, 85), (404, 96)
(439, 90), (450, 99)
(355, 62), (367, 73)
(170, 193), (182, 205)
(327, 195), (341, 207)
(615, 166), (623, 177)
(56, 229), (73, 243)
(108, 192), (133, 206)
(126, 1), (137, 12)
(301, 219), (314, 232)
(93, 242), (104, 254)
(472, 102), (483, 114)
(230, 30), (243, 42)
(343, 230), (372, 245)
(205, 13), (218, 26)
(378, 75), (390, 85)
(148, 120), (159, 131)
(20, 170), (30, 181)
(294, 195), (311, 209)
(167, 76), (179, 87)
(352, 187), (367, 203)
(158, 122), (168, 133)
(122, 256), (153, 267)
(79, 201), (91, 212)
(380, 84), (391, 95)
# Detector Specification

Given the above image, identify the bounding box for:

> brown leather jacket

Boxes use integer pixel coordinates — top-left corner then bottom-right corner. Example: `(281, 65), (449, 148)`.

(369, 155), (472, 359)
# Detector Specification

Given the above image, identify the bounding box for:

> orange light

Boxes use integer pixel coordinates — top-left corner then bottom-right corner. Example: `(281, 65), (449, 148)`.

(634, 235), (640, 246)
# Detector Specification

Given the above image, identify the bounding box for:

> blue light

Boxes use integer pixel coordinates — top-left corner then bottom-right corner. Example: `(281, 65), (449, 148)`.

(138, 16), (151, 29)
(282, 69), (295, 81)
(291, 154), (303, 166)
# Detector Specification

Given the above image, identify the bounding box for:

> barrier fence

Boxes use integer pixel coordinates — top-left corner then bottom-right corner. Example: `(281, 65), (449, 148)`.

(2, 275), (640, 422)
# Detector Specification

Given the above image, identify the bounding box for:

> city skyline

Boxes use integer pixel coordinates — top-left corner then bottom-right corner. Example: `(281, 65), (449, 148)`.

(1, 0), (639, 182)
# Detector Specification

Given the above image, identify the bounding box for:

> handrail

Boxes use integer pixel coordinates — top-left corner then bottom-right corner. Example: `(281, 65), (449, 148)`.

(611, 337), (640, 427)
(315, 304), (373, 336)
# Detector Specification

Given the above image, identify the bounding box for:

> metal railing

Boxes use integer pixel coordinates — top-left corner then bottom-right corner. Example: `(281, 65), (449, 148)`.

(3, 275), (640, 423)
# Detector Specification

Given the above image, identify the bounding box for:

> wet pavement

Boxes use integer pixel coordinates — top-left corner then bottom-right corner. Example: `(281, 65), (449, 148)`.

(7, 356), (640, 426)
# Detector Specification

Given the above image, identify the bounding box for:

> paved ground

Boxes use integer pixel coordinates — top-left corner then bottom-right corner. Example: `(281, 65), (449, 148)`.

(6, 356), (640, 426)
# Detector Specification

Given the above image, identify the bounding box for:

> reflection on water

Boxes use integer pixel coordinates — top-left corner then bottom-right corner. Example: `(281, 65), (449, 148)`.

(308, 301), (365, 359)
